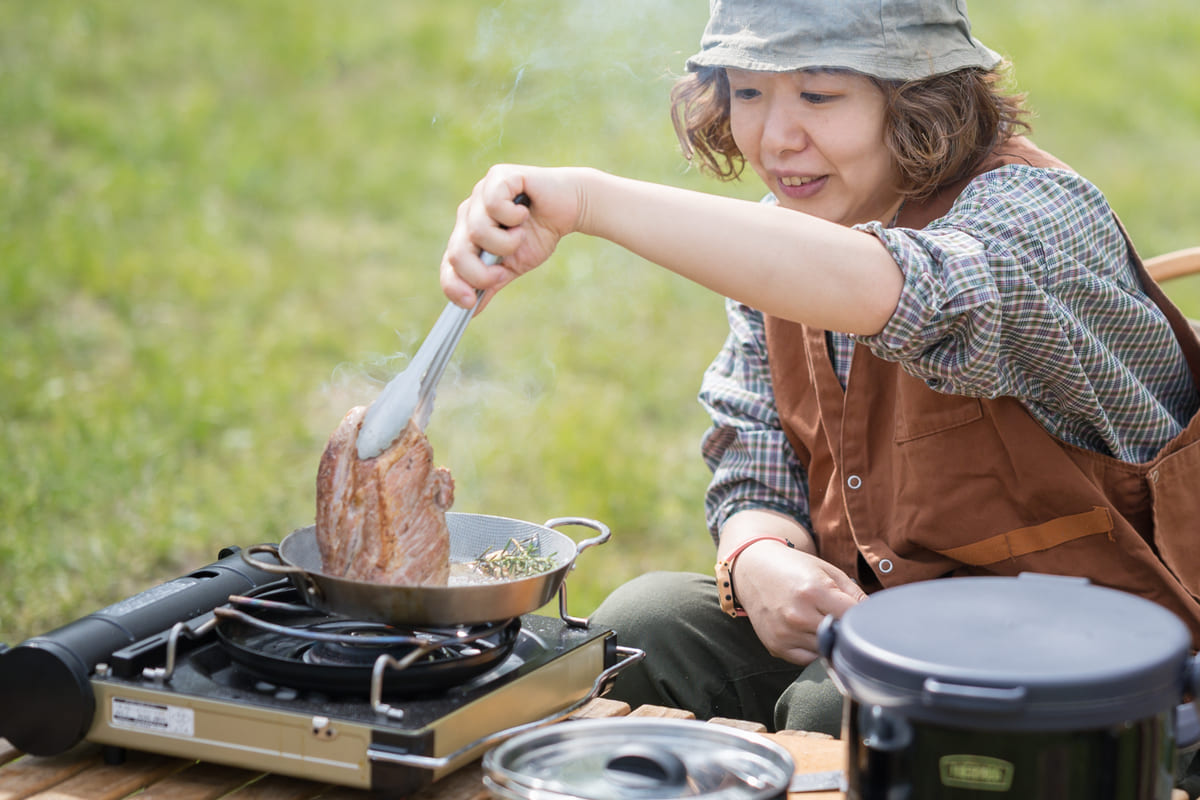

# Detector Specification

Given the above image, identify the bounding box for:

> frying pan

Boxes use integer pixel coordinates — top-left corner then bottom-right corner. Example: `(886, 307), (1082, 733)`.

(241, 513), (610, 626)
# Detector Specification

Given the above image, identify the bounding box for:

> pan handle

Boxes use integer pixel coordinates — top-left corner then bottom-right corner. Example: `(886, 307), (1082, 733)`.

(543, 518), (611, 629)
(543, 517), (611, 554)
(240, 544), (304, 576)
(240, 543), (326, 605)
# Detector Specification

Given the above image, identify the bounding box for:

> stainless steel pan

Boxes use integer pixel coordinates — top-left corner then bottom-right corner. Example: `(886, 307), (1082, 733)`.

(242, 512), (609, 627)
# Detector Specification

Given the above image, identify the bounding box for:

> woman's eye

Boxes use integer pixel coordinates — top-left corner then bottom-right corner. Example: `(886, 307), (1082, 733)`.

(732, 88), (760, 101)
(801, 92), (834, 104)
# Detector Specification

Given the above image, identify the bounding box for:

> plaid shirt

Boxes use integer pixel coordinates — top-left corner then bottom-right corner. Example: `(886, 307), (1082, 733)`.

(699, 165), (1198, 540)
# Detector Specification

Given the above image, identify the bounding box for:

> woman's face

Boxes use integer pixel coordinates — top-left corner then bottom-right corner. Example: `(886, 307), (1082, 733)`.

(726, 68), (902, 226)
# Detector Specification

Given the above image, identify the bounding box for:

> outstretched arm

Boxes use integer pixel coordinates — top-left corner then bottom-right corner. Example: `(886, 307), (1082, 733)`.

(441, 165), (903, 334)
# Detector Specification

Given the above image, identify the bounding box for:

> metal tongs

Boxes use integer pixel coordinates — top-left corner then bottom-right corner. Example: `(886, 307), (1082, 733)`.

(355, 278), (489, 460)
(355, 194), (529, 460)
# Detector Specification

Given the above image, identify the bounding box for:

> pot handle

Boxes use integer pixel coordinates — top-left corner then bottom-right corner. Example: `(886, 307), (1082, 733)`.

(922, 678), (1028, 713)
(240, 543), (305, 577)
(605, 744), (687, 788)
(544, 517), (611, 555)
(240, 543), (326, 604)
(543, 518), (611, 628)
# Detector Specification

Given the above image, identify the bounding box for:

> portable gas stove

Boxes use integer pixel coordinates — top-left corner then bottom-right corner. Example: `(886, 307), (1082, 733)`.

(0, 546), (641, 795)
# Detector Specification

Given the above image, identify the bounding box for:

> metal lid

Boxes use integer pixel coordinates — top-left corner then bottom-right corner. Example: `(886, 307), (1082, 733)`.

(483, 718), (794, 800)
(819, 574), (1192, 731)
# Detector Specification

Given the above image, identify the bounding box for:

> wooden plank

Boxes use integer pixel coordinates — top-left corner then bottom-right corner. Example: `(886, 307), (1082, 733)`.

(773, 729), (834, 740)
(403, 763), (490, 800)
(0, 714), (846, 800)
(627, 704), (695, 720)
(136, 762), (258, 800)
(310, 785), (385, 800)
(0, 741), (20, 769)
(222, 774), (332, 800)
(0, 746), (103, 800)
(765, 731), (845, 800)
(708, 717), (768, 734)
(768, 730), (844, 770)
(568, 697), (629, 720)
(25, 750), (183, 800)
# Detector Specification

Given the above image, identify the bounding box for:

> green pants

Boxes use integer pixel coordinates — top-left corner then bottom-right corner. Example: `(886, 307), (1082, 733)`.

(590, 571), (845, 736)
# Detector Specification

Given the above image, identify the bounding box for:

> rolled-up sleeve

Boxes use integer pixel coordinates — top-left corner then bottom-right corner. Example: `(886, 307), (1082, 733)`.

(854, 165), (1194, 461)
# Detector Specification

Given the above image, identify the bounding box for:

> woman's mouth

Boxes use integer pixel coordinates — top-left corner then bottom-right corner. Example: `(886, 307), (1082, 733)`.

(777, 174), (827, 199)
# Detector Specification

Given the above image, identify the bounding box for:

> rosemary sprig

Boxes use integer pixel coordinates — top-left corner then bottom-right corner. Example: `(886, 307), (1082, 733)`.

(469, 537), (557, 579)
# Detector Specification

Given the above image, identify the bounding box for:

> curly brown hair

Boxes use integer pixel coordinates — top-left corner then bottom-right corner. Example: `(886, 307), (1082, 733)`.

(669, 63), (1031, 202)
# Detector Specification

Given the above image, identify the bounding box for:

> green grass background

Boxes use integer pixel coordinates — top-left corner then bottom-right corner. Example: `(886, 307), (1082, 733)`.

(3, 1), (1199, 645)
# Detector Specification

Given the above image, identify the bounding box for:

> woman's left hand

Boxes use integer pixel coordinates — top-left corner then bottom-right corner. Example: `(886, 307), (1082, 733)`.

(718, 509), (866, 665)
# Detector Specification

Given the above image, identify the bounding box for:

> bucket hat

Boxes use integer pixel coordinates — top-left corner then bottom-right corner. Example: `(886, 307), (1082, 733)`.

(686, 0), (1001, 81)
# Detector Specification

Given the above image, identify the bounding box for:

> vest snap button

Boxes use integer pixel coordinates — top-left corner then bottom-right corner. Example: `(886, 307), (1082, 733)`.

(846, 474), (862, 490)
(878, 559), (894, 574)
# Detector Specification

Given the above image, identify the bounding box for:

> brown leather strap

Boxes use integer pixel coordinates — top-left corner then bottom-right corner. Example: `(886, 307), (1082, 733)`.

(935, 507), (1113, 566)
(715, 536), (794, 617)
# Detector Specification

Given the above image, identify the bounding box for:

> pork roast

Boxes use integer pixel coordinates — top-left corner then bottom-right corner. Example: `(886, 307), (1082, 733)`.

(315, 405), (453, 585)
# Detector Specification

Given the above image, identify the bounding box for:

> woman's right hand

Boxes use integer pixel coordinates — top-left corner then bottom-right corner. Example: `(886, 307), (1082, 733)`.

(440, 165), (592, 310)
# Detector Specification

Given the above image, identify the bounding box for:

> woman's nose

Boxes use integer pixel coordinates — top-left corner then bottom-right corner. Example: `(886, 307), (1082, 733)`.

(760, 98), (806, 157)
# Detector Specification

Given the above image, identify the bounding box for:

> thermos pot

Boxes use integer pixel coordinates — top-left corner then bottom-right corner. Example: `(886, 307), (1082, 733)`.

(818, 573), (1200, 800)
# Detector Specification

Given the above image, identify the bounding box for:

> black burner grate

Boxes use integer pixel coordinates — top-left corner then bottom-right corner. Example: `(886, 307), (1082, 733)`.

(213, 585), (520, 695)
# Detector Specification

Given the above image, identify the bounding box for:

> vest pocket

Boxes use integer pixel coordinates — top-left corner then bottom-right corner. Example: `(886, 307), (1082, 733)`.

(893, 377), (983, 442)
(1148, 438), (1200, 594)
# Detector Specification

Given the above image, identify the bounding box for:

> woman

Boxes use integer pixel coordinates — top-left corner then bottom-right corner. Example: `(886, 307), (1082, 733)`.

(440, 0), (1200, 738)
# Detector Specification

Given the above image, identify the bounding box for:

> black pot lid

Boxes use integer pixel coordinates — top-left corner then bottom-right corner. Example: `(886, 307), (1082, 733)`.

(820, 573), (1192, 731)
(483, 718), (794, 800)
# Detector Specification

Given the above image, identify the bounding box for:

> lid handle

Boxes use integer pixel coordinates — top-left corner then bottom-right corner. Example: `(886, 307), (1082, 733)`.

(923, 678), (1027, 713)
(604, 744), (687, 788)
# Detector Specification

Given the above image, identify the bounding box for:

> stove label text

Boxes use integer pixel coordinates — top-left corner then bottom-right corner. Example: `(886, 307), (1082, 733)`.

(97, 578), (198, 617)
(111, 697), (195, 737)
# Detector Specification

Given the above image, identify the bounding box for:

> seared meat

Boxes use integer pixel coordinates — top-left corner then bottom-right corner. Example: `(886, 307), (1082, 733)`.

(315, 406), (453, 585)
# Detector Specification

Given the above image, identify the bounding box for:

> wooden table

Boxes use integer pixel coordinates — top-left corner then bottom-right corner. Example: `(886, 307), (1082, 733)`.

(0, 700), (846, 800)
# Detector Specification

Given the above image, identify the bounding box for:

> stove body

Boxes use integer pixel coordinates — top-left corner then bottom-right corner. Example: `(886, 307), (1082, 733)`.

(0, 547), (631, 795)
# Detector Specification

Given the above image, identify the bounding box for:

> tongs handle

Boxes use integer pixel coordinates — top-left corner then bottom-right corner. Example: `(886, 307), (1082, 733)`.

(410, 193), (529, 428)
(355, 195), (528, 458)
(410, 287), (485, 429)
(354, 300), (467, 459)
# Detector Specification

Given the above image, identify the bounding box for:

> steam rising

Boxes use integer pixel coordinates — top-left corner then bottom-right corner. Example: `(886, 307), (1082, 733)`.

(316, 1), (702, 439)
(471, 0), (698, 149)
(475, 0), (695, 73)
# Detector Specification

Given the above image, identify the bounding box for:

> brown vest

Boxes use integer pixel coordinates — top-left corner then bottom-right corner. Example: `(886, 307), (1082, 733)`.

(764, 138), (1200, 645)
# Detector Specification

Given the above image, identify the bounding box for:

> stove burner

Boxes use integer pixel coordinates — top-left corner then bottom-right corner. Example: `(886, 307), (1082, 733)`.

(213, 586), (520, 696)
(299, 621), (485, 667)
